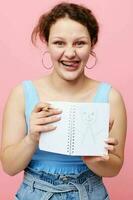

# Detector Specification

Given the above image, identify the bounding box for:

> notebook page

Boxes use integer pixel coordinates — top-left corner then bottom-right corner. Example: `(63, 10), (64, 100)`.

(39, 102), (110, 156)
(72, 103), (109, 156)
(39, 102), (70, 154)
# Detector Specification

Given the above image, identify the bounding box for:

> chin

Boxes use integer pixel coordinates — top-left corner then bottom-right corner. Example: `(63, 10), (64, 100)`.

(58, 70), (84, 82)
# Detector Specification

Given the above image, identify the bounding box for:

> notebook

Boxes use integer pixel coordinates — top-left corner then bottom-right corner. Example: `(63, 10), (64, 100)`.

(39, 101), (110, 156)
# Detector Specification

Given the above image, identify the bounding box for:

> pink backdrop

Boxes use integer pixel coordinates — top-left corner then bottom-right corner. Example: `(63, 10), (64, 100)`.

(0, 0), (133, 199)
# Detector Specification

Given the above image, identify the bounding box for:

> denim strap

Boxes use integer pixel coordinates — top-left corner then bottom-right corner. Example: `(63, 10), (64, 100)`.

(24, 172), (89, 200)
(69, 181), (89, 200)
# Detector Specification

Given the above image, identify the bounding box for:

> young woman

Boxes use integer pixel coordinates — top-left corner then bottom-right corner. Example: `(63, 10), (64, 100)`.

(1, 2), (127, 200)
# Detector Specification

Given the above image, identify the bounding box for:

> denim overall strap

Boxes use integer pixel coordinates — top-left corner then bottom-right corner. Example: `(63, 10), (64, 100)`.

(24, 172), (89, 200)
(69, 181), (89, 200)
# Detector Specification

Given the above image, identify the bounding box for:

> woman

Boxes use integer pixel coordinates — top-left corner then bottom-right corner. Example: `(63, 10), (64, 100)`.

(1, 2), (127, 200)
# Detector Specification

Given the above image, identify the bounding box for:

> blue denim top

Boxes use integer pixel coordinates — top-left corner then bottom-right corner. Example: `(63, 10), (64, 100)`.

(22, 80), (111, 174)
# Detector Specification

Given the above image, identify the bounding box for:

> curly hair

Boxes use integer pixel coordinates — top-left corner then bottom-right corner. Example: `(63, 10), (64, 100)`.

(31, 2), (99, 48)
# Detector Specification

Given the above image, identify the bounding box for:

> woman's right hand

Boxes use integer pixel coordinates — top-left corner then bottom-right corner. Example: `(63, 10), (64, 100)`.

(26, 102), (62, 145)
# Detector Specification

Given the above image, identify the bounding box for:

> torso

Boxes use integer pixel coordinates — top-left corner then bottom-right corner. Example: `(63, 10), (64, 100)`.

(30, 75), (114, 129)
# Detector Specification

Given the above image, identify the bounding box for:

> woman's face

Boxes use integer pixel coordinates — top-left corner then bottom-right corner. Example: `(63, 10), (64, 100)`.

(47, 17), (92, 81)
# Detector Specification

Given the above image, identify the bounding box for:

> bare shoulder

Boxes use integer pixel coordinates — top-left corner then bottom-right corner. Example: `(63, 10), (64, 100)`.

(108, 86), (127, 136)
(10, 82), (24, 97)
(109, 87), (126, 108)
(5, 82), (25, 112)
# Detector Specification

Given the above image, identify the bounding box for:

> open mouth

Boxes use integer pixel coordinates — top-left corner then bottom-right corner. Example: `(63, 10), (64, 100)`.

(60, 60), (80, 68)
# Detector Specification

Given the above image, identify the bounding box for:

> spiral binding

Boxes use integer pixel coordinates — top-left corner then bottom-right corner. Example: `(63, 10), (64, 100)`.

(66, 105), (76, 155)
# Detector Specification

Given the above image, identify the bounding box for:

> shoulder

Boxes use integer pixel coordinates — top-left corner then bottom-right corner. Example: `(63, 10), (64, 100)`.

(108, 86), (127, 121)
(98, 82), (127, 117)
(5, 82), (25, 112)
(98, 81), (124, 104)
(109, 86), (125, 105)
(8, 82), (24, 100)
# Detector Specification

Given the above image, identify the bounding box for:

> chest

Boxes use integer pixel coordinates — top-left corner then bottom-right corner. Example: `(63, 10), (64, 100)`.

(31, 80), (114, 128)
(36, 85), (99, 103)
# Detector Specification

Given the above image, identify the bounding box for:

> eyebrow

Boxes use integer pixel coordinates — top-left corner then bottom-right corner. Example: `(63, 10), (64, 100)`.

(52, 36), (89, 40)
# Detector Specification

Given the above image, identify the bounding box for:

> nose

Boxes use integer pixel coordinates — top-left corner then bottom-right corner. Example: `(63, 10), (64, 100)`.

(64, 47), (76, 59)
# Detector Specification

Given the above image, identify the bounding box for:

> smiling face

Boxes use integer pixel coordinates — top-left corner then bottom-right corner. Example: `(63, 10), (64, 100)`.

(47, 17), (92, 81)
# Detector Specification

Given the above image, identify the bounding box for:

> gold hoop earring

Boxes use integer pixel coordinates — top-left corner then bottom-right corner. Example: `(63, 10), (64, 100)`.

(42, 51), (53, 70)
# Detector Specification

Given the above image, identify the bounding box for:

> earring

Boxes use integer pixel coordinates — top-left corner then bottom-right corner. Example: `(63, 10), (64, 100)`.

(85, 51), (97, 69)
(42, 51), (53, 70)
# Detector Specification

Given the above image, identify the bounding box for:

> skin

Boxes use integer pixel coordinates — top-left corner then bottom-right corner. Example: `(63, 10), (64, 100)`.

(1, 17), (127, 177)
(47, 17), (91, 85)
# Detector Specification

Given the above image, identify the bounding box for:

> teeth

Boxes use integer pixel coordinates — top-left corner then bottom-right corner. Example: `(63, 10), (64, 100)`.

(61, 61), (80, 67)
(62, 62), (71, 66)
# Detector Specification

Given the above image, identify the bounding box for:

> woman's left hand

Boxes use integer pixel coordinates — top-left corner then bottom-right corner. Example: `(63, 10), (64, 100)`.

(82, 137), (119, 163)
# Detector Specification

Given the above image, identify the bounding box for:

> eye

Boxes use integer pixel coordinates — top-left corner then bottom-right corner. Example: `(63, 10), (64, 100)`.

(53, 41), (65, 47)
(75, 41), (86, 47)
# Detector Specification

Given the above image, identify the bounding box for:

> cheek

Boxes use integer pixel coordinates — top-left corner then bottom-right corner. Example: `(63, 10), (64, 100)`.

(77, 50), (90, 62)
(49, 48), (64, 61)
(76, 47), (91, 61)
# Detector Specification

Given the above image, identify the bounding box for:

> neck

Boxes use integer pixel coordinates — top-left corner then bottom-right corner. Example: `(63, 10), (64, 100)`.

(48, 71), (89, 96)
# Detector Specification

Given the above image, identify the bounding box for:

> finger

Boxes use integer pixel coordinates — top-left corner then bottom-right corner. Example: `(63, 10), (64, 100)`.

(105, 144), (116, 153)
(42, 105), (52, 112)
(37, 109), (62, 118)
(105, 138), (118, 145)
(33, 102), (52, 113)
(36, 115), (61, 125)
(37, 124), (57, 132)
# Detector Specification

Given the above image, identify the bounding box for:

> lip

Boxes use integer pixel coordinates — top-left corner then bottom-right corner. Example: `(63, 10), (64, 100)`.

(60, 60), (80, 63)
(60, 60), (81, 71)
(60, 60), (81, 66)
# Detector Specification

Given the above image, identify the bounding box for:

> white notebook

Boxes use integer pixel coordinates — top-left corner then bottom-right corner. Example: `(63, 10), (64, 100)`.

(39, 101), (110, 156)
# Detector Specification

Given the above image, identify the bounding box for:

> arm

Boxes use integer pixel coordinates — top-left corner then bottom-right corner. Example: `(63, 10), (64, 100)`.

(82, 88), (127, 177)
(0, 84), (38, 176)
(1, 84), (62, 176)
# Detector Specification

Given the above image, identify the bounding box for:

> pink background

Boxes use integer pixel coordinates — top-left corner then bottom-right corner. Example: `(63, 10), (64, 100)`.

(0, 0), (133, 199)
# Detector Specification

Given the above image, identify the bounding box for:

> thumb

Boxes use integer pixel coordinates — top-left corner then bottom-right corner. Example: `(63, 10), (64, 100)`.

(33, 102), (51, 113)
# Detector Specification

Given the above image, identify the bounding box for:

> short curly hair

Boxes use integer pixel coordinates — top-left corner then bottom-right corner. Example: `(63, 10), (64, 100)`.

(31, 2), (99, 48)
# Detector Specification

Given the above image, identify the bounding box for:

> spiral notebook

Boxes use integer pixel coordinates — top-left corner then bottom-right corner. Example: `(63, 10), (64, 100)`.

(39, 101), (110, 156)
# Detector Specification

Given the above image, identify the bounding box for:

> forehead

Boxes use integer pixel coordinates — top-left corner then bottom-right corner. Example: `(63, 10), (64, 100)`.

(49, 17), (90, 39)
